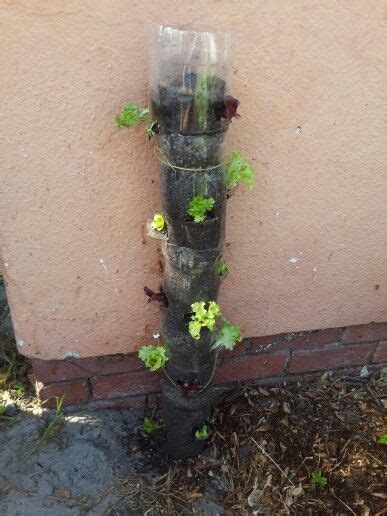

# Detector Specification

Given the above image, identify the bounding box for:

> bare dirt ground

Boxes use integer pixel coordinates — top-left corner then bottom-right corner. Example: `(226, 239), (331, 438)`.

(1, 330), (385, 515)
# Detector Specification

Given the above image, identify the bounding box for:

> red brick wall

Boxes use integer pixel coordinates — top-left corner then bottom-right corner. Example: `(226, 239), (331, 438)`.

(31, 322), (387, 409)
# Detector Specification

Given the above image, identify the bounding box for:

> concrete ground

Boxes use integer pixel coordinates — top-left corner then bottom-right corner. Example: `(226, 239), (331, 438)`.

(0, 409), (159, 515)
(0, 408), (225, 515)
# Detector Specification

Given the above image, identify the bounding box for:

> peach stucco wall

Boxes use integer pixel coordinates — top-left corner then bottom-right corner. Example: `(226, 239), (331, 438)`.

(1, 1), (385, 360)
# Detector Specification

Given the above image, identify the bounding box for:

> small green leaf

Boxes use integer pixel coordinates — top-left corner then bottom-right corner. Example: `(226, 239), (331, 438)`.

(187, 196), (215, 223)
(138, 345), (168, 371)
(150, 213), (165, 231)
(143, 417), (163, 434)
(311, 469), (327, 488)
(195, 424), (211, 440)
(378, 433), (387, 445)
(212, 318), (242, 351)
(217, 259), (228, 277)
(225, 150), (255, 190)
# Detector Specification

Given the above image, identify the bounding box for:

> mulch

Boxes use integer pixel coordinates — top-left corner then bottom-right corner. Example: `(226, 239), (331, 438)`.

(114, 372), (386, 515)
(209, 373), (386, 514)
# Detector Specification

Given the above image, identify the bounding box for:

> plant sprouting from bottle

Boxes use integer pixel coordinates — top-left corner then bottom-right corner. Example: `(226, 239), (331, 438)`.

(116, 102), (158, 139)
(217, 258), (228, 277)
(187, 195), (215, 223)
(189, 301), (220, 340)
(188, 301), (242, 351)
(211, 318), (242, 351)
(150, 213), (165, 231)
(195, 424), (211, 440)
(225, 150), (255, 190)
(138, 345), (168, 371)
(195, 73), (215, 131)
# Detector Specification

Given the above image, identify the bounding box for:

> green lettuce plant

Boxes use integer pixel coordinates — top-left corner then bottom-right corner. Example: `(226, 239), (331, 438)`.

(195, 424), (211, 440)
(138, 345), (168, 371)
(116, 102), (158, 138)
(188, 301), (242, 351)
(212, 318), (242, 351)
(151, 213), (165, 231)
(225, 150), (255, 190)
(187, 195), (215, 223)
(189, 301), (220, 340)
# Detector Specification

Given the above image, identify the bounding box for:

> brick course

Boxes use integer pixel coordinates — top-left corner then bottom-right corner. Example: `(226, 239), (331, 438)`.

(215, 352), (287, 384)
(373, 341), (387, 363)
(289, 343), (375, 374)
(31, 322), (386, 409)
(341, 322), (387, 344)
(35, 379), (90, 407)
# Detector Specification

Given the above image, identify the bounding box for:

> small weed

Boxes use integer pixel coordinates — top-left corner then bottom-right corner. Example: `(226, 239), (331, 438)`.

(378, 433), (387, 445)
(40, 395), (65, 445)
(311, 469), (327, 488)
(143, 417), (163, 434)
(11, 381), (25, 398)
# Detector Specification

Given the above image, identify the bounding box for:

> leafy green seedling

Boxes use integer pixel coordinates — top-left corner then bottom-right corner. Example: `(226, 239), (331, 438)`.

(195, 73), (215, 131)
(378, 433), (387, 445)
(212, 318), (242, 351)
(143, 417), (163, 434)
(311, 469), (327, 488)
(116, 102), (158, 138)
(0, 403), (6, 415)
(217, 259), (228, 277)
(39, 395), (66, 446)
(150, 213), (165, 231)
(225, 150), (255, 190)
(195, 424), (211, 440)
(138, 345), (168, 371)
(189, 301), (220, 340)
(187, 196), (215, 223)
(55, 394), (64, 416)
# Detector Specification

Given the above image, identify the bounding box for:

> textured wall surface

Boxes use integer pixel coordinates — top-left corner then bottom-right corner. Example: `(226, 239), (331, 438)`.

(0, 0), (385, 360)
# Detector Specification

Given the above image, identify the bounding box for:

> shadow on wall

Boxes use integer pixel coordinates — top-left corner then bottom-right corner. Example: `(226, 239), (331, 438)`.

(0, 279), (14, 345)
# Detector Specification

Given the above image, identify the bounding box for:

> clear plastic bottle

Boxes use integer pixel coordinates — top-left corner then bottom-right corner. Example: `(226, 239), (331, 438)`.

(150, 25), (233, 140)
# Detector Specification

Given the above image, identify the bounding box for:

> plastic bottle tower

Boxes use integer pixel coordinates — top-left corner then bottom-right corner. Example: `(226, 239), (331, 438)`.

(150, 26), (233, 459)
